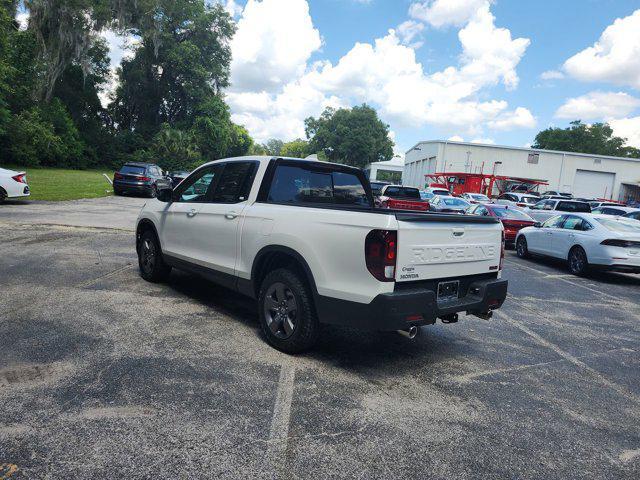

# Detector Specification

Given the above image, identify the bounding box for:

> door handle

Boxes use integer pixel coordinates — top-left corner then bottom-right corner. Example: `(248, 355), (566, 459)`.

(187, 208), (198, 218)
(225, 212), (238, 220)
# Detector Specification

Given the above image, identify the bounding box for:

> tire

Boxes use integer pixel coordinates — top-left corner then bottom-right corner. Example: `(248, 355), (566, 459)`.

(516, 236), (530, 259)
(258, 268), (319, 353)
(138, 230), (172, 282)
(113, 189), (123, 196)
(568, 246), (589, 276)
(0, 188), (6, 204)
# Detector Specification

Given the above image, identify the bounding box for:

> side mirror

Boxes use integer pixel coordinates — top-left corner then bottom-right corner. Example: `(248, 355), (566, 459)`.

(534, 222), (542, 228)
(157, 186), (173, 203)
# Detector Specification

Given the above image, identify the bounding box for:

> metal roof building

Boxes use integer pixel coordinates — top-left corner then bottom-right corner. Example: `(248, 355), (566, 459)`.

(404, 140), (640, 202)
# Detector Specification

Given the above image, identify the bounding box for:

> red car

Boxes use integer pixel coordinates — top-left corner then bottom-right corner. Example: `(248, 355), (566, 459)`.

(467, 203), (535, 246)
(376, 185), (430, 211)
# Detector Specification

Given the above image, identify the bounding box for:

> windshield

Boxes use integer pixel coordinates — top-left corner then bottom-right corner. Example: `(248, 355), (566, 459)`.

(432, 190), (450, 196)
(471, 194), (489, 200)
(596, 217), (640, 233)
(385, 187), (421, 199)
(491, 208), (533, 220)
(120, 165), (146, 175)
(442, 197), (470, 207)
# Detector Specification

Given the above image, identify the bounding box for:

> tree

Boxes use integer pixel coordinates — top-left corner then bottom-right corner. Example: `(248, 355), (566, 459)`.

(226, 124), (253, 157)
(281, 139), (309, 158)
(111, 2), (235, 137)
(305, 105), (394, 168)
(533, 121), (640, 158)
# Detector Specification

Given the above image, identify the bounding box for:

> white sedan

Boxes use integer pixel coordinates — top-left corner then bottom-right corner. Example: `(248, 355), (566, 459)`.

(515, 213), (640, 275)
(0, 167), (30, 202)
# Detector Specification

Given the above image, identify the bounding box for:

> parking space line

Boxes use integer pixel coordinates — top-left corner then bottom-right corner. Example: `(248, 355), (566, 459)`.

(75, 264), (134, 289)
(506, 259), (633, 306)
(495, 309), (640, 408)
(266, 364), (296, 477)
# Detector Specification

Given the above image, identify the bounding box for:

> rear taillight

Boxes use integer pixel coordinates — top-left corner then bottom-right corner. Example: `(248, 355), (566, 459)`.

(136, 176), (151, 182)
(500, 231), (505, 270)
(365, 230), (397, 282)
(12, 174), (26, 184)
(114, 172), (124, 180)
(601, 239), (640, 248)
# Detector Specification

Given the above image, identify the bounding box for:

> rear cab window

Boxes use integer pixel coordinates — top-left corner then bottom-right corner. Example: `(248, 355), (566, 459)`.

(262, 161), (372, 208)
(384, 187), (421, 200)
(557, 201), (591, 213)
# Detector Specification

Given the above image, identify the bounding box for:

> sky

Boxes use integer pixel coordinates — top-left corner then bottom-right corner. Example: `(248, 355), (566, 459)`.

(27, 0), (640, 158)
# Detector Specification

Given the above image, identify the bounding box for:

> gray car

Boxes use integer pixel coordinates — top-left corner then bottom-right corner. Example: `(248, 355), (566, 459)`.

(429, 195), (471, 214)
(113, 162), (172, 198)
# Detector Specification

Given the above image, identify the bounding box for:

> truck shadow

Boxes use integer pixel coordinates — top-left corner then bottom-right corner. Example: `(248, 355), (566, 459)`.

(162, 270), (465, 371)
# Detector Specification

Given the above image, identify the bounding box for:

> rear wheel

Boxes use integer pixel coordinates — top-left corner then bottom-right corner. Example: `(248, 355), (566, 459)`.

(138, 230), (171, 282)
(516, 236), (530, 259)
(258, 268), (319, 353)
(568, 246), (589, 276)
(0, 188), (6, 203)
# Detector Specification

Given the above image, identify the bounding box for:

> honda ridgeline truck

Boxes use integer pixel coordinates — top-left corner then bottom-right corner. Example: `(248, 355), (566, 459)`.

(136, 157), (508, 353)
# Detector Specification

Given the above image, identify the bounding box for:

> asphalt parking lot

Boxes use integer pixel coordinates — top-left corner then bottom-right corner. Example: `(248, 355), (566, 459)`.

(1, 197), (639, 479)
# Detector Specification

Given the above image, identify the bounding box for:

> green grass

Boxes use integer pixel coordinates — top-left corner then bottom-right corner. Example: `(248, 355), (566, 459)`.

(5, 165), (114, 201)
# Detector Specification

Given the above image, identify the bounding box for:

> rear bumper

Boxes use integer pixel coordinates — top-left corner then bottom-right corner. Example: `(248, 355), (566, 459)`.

(316, 277), (508, 331)
(114, 180), (153, 194)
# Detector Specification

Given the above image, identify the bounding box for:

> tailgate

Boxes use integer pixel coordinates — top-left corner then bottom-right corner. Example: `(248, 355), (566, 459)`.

(395, 214), (502, 281)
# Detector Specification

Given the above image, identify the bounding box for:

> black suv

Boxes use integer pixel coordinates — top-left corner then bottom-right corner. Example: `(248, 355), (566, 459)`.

(113, 163), (172, 197)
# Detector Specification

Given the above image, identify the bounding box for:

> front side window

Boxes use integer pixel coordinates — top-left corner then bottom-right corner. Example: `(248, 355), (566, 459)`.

(267, 165), (371, 207)
(176, 167), (220, 203)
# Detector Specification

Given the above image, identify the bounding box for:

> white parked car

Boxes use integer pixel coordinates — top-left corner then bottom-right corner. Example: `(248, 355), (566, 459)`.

(136, 156), (508, 352)
(524, 198), (591, 223)
(460, 193), (491, 204)
(0, 167), (30, 202)
(591, 206), (640, 217)
(494, 193), (539, 208)
(424, 186), (451, 196)
(515, 213), (640, 275)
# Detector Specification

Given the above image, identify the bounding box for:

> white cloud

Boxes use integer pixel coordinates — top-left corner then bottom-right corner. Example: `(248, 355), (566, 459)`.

(230, 0), (322, 93)
(228, 0), (533, 142)
(448, 135), (465, 141)
(409, 0), (492, 28)
(555, 91), (640, 120)
(540, 70), (564, 80)
(563, 9), (640, 89)
(15, 11), (29, 30)
(397, 20), (425, 49)
(609, 116), (640, 149)
(221, 0), (244, 17)
(487, 106), (536, 130)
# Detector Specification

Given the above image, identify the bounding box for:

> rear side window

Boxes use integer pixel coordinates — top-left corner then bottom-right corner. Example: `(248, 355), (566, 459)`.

(557, 201), (591, 213)
(120, 165), (146, 175)
(267, 165), (370, 207)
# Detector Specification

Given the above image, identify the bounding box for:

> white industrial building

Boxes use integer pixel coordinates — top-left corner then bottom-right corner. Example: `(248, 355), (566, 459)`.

(404, 140), (640, 202)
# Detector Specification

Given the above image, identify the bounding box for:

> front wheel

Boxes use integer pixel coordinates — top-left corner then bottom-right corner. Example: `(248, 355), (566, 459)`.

(258, 268), (319, 353)
(568, 246), (589, 276)
(516, 236), (530, 259)
(138, 230), (172, 282)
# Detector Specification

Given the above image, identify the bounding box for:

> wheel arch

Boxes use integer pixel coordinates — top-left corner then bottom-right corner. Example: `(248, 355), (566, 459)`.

(136, 219), (160, 254)
(250, 245), (319, 300)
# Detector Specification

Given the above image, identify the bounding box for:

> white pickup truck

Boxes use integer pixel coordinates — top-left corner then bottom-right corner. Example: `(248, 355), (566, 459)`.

(136, 157), (508, 352)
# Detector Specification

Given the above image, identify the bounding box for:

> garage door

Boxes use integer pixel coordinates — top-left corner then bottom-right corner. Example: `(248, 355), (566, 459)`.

(573, 170), (616, 199)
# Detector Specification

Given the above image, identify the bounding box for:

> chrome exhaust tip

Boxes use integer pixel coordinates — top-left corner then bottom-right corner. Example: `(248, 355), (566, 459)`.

(397, 326), (418, 339)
